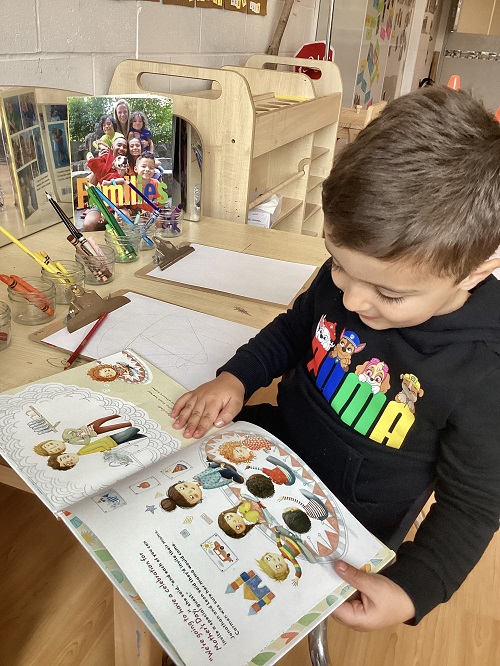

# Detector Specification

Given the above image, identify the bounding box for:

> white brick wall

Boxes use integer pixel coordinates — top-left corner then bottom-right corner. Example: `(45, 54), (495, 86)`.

(0, 0), (320, 94)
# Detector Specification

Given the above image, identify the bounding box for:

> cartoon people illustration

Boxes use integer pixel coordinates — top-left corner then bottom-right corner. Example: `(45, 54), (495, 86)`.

(62, 414), (133, 445)
(355, 358), (391, 394)
(217, 504), (259, 539)
(218, 435), (271, 464)
(278, 489), (330, 522)
(161, 481), (203, 511)
(281, 507), (312, 534)
(329, 330), (366, 371)
(395, 372), (424, 414)
(257, 526), (317, 586)
(38, 427), (146, 468)
(245, 473), (276, 499)
(47, 452), (80, 471)
(194, 460), (244, 489)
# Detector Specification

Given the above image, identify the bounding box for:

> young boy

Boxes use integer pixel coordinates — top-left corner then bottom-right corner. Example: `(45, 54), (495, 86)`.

(133, 150), (162, 212)
(171, 86), (500, 630)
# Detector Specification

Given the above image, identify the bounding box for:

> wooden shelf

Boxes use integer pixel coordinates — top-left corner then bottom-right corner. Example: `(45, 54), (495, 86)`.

(273, 197), (303, 226)
(311, 146), (330, 161)
(109, 57), (342, 235)
(307, 176), (323, 193)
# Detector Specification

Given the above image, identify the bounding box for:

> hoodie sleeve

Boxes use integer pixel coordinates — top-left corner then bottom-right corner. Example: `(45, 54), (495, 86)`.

(382, 365), (500, 622)
(218, 261), (331, 399)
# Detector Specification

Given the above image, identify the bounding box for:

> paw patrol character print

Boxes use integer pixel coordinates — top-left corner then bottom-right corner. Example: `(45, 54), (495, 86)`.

(315, 315), (337, 351)
(395, 373), (424, 414)
(329, 330), (366, 371)
(355, 358), (391, 394)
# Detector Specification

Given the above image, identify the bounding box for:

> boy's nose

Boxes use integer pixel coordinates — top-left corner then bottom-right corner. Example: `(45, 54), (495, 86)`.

(342, 283), (372, 314)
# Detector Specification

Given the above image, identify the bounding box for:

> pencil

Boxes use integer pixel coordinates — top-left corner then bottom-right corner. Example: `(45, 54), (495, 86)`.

(64, 312), (109, 370)
(127, 180), (161, 212)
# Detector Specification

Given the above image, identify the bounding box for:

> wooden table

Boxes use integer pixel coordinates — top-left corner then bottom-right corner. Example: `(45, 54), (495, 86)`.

(0, 216), (329, 665)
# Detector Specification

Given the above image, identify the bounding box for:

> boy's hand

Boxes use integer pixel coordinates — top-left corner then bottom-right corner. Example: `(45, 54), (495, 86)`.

(170, 372), (245, 439)
(332, 561), (415, 631)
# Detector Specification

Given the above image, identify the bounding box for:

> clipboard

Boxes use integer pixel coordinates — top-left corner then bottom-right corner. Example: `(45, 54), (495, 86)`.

(29, 288), (134, 358)
(135, 244), (319, 309)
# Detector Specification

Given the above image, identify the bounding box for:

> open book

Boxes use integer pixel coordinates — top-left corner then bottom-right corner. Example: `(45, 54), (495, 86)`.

(0, 350), (394, 666)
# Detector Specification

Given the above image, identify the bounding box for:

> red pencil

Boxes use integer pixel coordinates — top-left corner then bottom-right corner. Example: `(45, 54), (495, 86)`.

(64, 312), (109, 370)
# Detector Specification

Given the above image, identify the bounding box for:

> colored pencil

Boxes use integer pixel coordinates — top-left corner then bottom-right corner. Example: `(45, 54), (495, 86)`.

(64, 312), (109, 370)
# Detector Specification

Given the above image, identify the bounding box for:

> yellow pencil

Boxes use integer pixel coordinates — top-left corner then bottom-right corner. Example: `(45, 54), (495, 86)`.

(0, 225), (60, 273)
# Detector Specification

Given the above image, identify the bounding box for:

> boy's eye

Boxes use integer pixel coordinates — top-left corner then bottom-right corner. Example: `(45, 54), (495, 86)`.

(375, 291), (405, 305)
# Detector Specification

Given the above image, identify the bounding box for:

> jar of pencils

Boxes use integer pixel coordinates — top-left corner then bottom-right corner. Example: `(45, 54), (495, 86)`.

(74, 245), (116, 285)
(7, 276), (56, 325)
(0, 302), (11, 350)
(41, 260), (85, 304)
(154, 208), (183, 239)
(104, 226), (140, 263)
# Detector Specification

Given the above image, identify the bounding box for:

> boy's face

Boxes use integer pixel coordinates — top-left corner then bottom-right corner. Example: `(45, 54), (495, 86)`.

(102, 118), (114, 134)
(134, 157), (155, 182)
(325, 237), (470, 330)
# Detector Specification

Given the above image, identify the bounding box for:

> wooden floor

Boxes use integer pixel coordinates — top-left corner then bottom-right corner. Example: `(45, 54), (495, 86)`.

(1, 482), (498, 666)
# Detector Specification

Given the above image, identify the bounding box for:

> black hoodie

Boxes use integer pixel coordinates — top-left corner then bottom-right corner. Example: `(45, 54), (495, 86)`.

(219, 260), (500, 622)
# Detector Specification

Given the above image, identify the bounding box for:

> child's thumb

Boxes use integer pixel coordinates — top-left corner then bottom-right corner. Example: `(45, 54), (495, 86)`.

(334, 560), (372, 591)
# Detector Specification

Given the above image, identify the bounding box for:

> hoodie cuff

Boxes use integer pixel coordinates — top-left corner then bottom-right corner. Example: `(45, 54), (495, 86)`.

(380, 544), (447, 624)
(217, 351), (270, 400)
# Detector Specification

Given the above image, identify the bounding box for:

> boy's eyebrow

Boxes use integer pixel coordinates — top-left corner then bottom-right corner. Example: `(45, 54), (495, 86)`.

(330, 253), (420, 295)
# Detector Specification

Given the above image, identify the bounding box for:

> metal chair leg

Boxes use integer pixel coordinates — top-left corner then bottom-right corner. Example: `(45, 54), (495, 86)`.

(308, 618), (331, 666)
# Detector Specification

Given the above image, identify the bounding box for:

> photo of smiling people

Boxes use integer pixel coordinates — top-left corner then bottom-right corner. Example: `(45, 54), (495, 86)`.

(68, 95), (173, 230)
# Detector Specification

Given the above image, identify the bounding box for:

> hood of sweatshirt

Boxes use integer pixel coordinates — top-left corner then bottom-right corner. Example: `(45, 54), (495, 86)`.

(398, 275), (500, 355)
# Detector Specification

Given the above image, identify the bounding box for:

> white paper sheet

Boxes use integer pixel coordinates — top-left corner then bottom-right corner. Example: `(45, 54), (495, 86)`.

(42, 293), (259, 390)
(146, 244), (317, 305)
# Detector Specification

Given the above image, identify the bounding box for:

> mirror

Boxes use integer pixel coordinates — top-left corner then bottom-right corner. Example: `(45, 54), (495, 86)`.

(0, 86), (83, 247)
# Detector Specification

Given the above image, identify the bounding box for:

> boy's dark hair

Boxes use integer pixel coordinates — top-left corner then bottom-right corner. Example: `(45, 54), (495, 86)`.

(245, 473), (275, 499)
(99, 114), (117, 132)
(137, 150), (155, 163)
(322, 86), (500, 281)
(282, 507), (311, 534)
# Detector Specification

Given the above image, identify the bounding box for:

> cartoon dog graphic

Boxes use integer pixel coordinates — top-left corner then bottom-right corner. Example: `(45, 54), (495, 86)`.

(329, 330), (366, 371)
(395, 373), (424, 414)
(355, 358), (391, 394)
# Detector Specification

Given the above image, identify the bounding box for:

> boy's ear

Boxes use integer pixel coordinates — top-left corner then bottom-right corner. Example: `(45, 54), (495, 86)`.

(459, 257), (500, 290)
(134, 164), (138, 174)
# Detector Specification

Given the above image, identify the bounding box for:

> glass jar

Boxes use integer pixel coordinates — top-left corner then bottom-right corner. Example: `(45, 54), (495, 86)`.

(75, 245), (116, 285)
(154, 208), (183, 239)
(0, 301), (11, 350)
(7, 276), (56, 325)
(41, 260), (85, 304)
(104, 226), (141, 263)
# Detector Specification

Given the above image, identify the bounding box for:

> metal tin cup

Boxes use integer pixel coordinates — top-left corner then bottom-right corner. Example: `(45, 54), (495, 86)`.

(41, 260), (85, 304)
(104, 226), (141, 263)
(75, 245), (116, 285)
(0, 301), (11, 350)
(154, 208), (183, 239)
(7, 276), (56, 325)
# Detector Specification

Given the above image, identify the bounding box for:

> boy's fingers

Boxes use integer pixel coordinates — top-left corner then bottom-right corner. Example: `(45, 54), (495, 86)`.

(213, 401), (243, 428)
(334, 561), (375, 595)
(170, 392), (192, 418)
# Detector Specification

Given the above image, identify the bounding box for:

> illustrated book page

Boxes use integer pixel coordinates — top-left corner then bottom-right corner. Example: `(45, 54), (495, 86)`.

(64, 421), (394, 666)
(0, 349), (192, 513)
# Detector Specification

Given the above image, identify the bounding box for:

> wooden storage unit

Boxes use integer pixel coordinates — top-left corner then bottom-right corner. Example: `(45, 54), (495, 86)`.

(109, 57), (342, 236)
